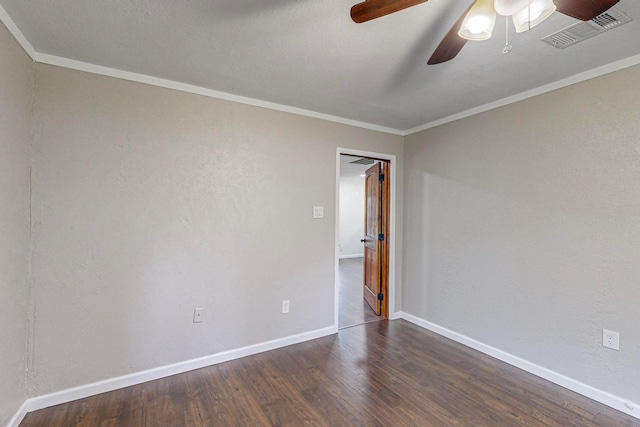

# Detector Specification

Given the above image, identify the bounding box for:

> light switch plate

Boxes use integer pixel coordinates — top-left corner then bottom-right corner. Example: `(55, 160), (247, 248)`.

(313, 206), (324, 219)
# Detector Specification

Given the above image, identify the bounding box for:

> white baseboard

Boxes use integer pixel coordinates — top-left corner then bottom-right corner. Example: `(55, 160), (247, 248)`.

(388, 311), (402, 320)
(399, 312), (639, 420)
(338, 254), (363, 259)
(6, 400), (29, 427)
(8, 325), (337, 427)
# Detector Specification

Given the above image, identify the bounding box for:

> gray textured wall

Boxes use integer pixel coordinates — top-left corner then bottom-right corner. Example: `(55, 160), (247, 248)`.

(0, 20), (32, 426)
(404, 65), (640, 404)
(28, 63), (403, 396)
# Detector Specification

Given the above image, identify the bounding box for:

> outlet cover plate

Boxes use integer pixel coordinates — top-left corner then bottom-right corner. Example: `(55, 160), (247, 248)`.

(603, 329), (619, 350)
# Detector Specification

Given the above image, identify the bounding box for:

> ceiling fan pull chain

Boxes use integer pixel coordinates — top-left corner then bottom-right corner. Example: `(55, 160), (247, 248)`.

(502, 16), (513, 54)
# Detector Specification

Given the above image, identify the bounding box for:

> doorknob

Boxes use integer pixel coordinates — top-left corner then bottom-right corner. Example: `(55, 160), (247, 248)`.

(360, 239), (366, 242)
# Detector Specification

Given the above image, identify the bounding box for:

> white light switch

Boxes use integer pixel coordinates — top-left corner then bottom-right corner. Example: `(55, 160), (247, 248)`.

(313, 206), (324, 219)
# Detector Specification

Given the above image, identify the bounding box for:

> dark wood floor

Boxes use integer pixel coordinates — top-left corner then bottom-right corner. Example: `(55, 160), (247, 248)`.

(339, 257), (381, 329)
(21, 320), (638, 426)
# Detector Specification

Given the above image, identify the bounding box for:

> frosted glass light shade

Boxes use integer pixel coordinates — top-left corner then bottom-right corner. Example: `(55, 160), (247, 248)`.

(494, 0), (533, 16)
(512, 0), (556, 32)
(458, 0), (497, 41)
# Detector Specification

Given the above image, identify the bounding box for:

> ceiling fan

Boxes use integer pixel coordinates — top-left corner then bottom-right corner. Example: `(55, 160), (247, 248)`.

(350, 0), (620, 64)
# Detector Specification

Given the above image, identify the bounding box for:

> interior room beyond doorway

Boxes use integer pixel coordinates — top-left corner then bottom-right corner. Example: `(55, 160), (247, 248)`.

(338, 154), (388, 329)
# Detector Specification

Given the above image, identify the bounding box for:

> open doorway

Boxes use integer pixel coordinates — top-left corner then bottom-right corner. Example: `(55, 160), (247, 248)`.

(337, 153), (391, 329)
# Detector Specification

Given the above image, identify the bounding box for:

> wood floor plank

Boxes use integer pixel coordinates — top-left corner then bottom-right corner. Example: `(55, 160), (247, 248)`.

(267, 345), (376, 426)
(20, 320), (639, 427)
(232, 352), (327, 426)
(211, 364), (272, 426)
(336, 325), (527, 425)
(369, 322), (602, 426)
(372, 324), (600, 427)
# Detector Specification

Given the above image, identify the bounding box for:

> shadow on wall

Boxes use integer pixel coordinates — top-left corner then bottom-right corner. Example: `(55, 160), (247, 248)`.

(402, 80), (640, 403)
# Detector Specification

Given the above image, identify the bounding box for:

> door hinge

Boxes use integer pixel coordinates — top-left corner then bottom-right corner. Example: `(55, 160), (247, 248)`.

(379, 174), (385, 182)
(377, 293), (384, 301)
(378, 233), (384, 241)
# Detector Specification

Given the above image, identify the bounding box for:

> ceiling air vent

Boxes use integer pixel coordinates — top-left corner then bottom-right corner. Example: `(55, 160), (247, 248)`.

(542, 8), (632, 49)
(349, 158), (375, 165)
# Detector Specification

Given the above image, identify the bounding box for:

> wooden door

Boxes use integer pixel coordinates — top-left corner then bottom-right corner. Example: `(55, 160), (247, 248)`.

(362, 161), (389, 316)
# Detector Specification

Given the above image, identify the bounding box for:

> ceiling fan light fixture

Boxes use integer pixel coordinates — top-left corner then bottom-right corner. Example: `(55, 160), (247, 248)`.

(458, 0), (497, 41)
(512, 0), (556, 33)
(494, 0), (534, 16)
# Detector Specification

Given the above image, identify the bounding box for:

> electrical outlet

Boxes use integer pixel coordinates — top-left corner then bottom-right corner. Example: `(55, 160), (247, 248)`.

(193, 308), (204, 323)
(282, 300), (290, 314)
(602, 329), (619, 350)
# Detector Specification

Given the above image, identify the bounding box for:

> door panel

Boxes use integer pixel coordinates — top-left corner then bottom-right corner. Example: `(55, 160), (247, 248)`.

(363, 162), (384, 315)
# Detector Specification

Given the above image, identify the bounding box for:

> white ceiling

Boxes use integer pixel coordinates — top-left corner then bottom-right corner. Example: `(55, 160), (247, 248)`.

(2, 0), (640, 133)
(340, 155), (377, 177)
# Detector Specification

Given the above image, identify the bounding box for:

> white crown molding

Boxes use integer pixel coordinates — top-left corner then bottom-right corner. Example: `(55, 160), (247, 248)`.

(0, 3), (36, 60)
(7, 325), (337, 427)
(4, 3), (640, 138)
(30, 50), (640, 139)
(0, 3), (397, 137)
(33, 52), (405, 136)
(399, 311), (640, 420)
(405, 53), (640, 135)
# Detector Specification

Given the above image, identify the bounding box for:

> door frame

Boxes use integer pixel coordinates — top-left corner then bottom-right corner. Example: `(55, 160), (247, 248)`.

(335, 148), (398, 328)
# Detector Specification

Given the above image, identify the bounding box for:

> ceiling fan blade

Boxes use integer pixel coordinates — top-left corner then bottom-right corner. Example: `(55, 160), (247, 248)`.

(427, 3), (473, 65)
(351, 0), (428, 23)
(555, 0), (619, 21)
